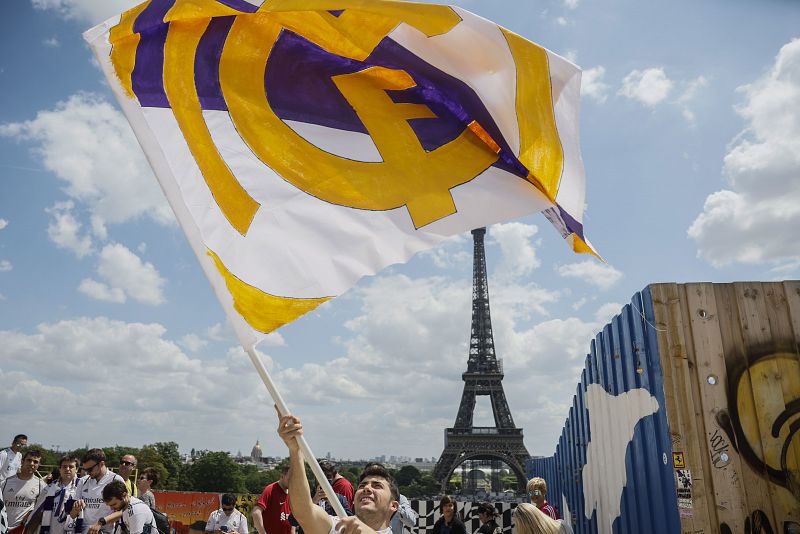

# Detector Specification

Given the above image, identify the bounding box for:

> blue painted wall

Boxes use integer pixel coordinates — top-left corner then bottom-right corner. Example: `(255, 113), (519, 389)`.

(527, 287), (680, 534)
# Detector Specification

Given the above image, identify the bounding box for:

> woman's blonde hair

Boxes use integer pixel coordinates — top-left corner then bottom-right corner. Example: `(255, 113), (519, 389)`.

(513, 503), (560, 534)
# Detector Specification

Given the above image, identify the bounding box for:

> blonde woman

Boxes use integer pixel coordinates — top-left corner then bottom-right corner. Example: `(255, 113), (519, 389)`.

(512, 503), (574, 534)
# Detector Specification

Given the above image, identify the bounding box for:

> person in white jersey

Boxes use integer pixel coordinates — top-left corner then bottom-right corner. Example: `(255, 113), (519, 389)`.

(36, 455), (81, 534)
(1, 449), (46, 534)
(100, 481), (154, 534)
(0, 435), (28, 485)
(276, 411), (398, 534)
(68, 449), (124, 534)
(205, 494), (247, 534)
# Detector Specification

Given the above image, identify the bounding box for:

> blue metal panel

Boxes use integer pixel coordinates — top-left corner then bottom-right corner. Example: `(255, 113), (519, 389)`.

(527, 288), (680, 534)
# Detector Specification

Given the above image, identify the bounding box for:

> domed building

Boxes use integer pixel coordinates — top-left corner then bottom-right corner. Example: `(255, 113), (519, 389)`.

(250, 440), (263, 463)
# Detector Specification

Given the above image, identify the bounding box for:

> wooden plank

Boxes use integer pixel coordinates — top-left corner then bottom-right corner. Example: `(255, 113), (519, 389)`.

(651, 283), (712, 532)
(760, 282), (800, 527)
(674, 284), (714, 533)
(732, 282), (786, 529)
(713, 283), (780, 532)
(683, 282), (746, 533)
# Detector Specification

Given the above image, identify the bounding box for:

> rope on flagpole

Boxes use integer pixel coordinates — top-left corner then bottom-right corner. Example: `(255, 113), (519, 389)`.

(245, 346), (348, 519)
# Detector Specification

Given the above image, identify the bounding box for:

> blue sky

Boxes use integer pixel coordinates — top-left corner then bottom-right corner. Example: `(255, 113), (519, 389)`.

(0, 0), (798, 461)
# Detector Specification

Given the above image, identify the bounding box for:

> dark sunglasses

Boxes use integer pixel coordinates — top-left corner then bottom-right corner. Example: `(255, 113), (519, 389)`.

(83, 463), (99, 472)
(121, 461), (136, 466)
(221, 507), (234, 512)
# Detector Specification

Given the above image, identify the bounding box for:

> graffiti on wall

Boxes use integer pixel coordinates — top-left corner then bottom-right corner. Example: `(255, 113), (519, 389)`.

(712, 344), (800, 510)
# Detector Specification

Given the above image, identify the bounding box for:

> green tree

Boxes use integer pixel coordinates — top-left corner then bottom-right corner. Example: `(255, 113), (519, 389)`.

(137, 447), (169, 490)
(395, 466), (420, 487)
(242, 464), (278, 494)
(500, 473), (518, 490)
(144, 442), (183, 490)
(187, 452), (245, 493)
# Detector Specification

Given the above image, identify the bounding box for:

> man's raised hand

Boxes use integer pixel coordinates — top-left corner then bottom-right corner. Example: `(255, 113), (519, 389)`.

(275, 405), (303, 453)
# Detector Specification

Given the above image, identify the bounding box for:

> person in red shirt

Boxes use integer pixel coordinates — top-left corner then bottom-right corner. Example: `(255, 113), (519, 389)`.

(252, 466), (292, 534)
(318, 461), (354, 514)
(526, 477), (560, 520)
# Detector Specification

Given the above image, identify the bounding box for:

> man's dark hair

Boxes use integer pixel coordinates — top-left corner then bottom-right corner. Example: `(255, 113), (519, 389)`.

(476, 503), (497, 518)
(82, 448), (106, 464)
(102, 480), (128, 501)
(279, 464), (290, 476)
(221, 494), (237, 507)
(59, 455), (78, 468)
(358, 463), (399, 501)
(319, 460), (337, 479)
(140, 467), (160, 486)
(12, 434), (27, 443)
(23, 449), (42, 460)
(439, 495), (456, 512)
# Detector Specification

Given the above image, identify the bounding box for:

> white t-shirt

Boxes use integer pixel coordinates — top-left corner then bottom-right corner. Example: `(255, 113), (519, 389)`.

(76, 470), (125, 534)
(328, 517), (391, 534)
(1, 475), (46, 528)
(44, 478), (80, 534)
(118, 497), (155, 534)
(0, 450), (22, 485)
(205, 509), (247, 534)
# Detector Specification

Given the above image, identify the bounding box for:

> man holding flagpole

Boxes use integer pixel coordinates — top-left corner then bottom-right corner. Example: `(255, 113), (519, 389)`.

(277, 412), (397, 534)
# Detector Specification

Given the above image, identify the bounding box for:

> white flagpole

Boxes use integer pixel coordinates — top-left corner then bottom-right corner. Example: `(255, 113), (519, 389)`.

(245, 347), (349, 518)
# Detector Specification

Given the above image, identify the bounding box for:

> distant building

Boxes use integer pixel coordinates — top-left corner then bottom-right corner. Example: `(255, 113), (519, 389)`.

(251, 440), (263, 463)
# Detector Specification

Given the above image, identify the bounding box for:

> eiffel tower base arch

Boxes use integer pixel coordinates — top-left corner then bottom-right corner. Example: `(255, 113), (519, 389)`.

(433, 432), (530, 493)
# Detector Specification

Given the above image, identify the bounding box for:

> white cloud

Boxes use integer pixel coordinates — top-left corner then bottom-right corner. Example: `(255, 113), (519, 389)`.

(0, 260), (12, 272)
(555, 16), (569, 26)
(420, 233), (470, 269)
(689, 38), (800, 268)
(45, 201), (94, 258)
(78, 278), (126, 303)
(30, 0), (139, 24)
(261, 332), (287, 347)
(207, 322), (236, 342)
(0, 317), (274, 449)
(42, 37), (60, 47)
(0, 219), (7, 230)
(81, 243), (166, 305)
(488, 222), (541, 280)
(572, 296), (587, 310)
(563, 0), (579, 9)
(677, 76), (709, 125)
(582, 66), (610, 103)
(557, 260), (623, 290)
(594, 302), (623, 323)
(619, 67), (674, 106)
(179, 333), (208, 353)
(0, 93), (173, 233)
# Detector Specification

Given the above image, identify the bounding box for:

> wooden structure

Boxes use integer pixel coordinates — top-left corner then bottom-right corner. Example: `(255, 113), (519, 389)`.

(528, 281), (800, 534)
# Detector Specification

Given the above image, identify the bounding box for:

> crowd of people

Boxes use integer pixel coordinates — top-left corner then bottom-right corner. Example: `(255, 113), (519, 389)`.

(0, 435), (168, 534)
(0, 426), (572, 534)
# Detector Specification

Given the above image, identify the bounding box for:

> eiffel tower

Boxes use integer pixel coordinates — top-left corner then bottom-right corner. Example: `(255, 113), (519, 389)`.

(433, 227), (530, 492)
